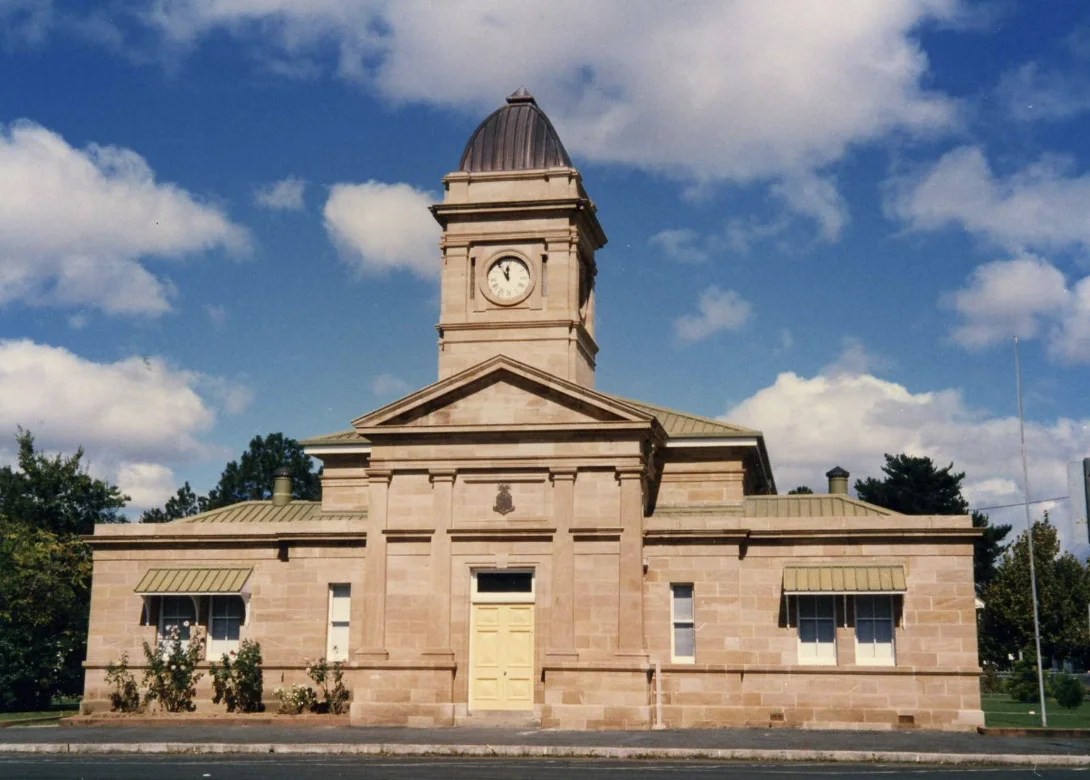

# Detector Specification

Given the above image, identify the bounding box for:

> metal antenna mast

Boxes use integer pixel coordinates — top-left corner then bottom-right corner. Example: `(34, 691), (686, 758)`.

(1014, 336), (1048, 727)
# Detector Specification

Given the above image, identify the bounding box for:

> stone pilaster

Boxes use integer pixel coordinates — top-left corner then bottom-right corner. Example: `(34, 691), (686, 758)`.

(424, 469), (456, 659)
(616, 467), (647, 657)
(546, 467), (578, 661)
(357, 468), (391, 661)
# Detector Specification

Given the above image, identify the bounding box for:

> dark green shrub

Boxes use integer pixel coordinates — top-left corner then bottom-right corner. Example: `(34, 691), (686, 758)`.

(1053, 673), (1085, 709)
(980, 663), (1001, 694)
(1006, 653), (1051, 703)
(305, 657), (350, 715)
(272, 684), (317, 715)
(141, 625), (204, 712)
(104, 653), (141, 713)
(211, 640), (264, 713)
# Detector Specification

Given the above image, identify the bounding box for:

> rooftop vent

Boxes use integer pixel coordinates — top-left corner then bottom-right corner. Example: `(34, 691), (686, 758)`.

(826, 466), (850, 496)
(272, 467), (293, 507)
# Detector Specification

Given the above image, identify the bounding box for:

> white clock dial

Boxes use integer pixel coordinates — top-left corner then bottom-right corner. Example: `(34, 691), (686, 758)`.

(486, 257), (531, 302)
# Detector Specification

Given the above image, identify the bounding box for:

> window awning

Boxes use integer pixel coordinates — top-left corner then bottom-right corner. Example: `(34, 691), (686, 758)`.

(782, 565), (906, 595)
(134, 567), (252, 595)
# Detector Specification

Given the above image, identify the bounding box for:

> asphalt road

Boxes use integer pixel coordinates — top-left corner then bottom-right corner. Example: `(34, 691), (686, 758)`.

(0, 757), (1087, 780)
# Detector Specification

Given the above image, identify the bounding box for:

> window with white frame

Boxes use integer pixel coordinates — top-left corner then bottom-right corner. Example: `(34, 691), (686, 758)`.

(671, 584), (696, 663)
(797, 595), (837, 665)
(159, 596), (196, 648)
(208, 596), (245, 658)
(327, 584), (351, 662)
(855, 595), (895, 666)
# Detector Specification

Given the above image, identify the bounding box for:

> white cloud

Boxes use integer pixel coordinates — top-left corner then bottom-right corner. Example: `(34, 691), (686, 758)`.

(998, 62), (1090, 122)
(886, 145), (1090, 253)
(724, 370), (1090, 530)
(0, 0), (52, 45)
(116, 462), (177, 510)
(673, 286), (752, 343)
(820, 337), (889, 377)
(204, 303), (227, 328)
(649, 229), (709, 264)
(947, 255), (1069, 348)
(0, 339), (247, 510)
(0, 120), (249, 315)
(770, 172), (849, 242)
(1052, 276), (1090, 363)
(371, 372), (412, 398)
(946, 256), (1090, 362)
(254, 176), (306, 210)
(323, 180), (440, 278)
(129, 1), (961, 234)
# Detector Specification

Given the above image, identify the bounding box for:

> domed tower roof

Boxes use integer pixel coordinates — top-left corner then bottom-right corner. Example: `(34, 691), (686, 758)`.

(458, 88), (573, 173)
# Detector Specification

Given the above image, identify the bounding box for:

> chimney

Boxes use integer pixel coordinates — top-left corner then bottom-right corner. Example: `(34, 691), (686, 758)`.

(272, 467), (293, 506)
(826, 466), (850, 496)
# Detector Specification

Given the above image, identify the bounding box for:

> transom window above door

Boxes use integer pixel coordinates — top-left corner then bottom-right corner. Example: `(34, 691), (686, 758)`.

(472, 570), (535, 603)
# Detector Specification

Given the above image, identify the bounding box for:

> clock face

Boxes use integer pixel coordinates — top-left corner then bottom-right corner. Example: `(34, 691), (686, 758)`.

(485, 256), (531, 303)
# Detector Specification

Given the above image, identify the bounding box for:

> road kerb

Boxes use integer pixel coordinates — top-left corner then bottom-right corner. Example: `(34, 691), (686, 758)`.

(0, 742), (1087, 766)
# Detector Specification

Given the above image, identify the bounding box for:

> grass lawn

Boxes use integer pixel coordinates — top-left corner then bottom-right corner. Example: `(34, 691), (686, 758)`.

(982, 692), (1090, 728)
(0, 698), (80, 725)
(0, 710), (76, 723)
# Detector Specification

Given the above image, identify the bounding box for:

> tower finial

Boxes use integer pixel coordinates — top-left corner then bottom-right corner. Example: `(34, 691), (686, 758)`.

(507, 86), (535, 105)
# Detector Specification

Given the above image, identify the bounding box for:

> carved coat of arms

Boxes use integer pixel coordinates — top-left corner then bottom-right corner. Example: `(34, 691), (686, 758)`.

(493, 483), (515, 516)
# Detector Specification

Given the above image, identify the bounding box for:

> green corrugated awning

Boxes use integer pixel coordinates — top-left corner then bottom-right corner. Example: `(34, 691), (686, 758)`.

(134, 568), (252, 595)
(783, 565), (906, 594)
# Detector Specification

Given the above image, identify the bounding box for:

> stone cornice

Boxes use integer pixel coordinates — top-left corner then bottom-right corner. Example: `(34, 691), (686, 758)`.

(85, 531), (367, 549)
(447, 526), (555, 540)
(643, 527), (982, 545)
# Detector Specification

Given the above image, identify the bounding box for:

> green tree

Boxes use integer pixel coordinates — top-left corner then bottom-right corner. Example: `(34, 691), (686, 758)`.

(980, 517), (1090, 668)
(0, 431), (127, 710)
(139, 482), (200, 523)
(855, 453), (1011, 593)
(202, 433), (320, 511)
(0, 430), (127, 535)
(787, 486), (814, 495)
(0, 517), (94, 710)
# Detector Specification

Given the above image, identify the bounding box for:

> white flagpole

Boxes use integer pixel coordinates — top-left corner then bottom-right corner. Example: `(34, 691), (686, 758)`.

(1014, 336), (1048, 727)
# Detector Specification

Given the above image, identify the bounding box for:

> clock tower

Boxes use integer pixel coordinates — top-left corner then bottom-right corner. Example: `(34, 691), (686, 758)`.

(430, 89), (607, 388)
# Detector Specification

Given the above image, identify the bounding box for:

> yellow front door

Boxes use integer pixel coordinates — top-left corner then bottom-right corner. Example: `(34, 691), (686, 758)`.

(470, 603), (534, 710)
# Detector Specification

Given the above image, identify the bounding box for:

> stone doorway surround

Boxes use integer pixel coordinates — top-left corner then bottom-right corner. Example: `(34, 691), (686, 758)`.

(468, 569), (536, 714)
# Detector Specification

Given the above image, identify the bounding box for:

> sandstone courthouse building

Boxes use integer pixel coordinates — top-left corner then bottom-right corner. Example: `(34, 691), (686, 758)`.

(83, 91), (984, 731)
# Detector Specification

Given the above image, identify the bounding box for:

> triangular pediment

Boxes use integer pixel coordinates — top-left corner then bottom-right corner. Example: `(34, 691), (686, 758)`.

(352, 355), (657, 434)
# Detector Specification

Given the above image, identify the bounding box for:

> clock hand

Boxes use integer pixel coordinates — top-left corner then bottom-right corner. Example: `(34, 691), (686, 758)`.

(502, 263), (510, 281)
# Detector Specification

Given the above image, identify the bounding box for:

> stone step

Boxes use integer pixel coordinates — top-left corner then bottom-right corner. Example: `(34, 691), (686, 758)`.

(455, 710), (540, 728)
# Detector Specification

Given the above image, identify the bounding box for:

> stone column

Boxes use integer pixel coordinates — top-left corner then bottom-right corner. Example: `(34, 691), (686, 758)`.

(616, 467), (647, 657)
(424, 469), (456, 658)
(358, 468), (391, 661)
(546, 468), (578, 660)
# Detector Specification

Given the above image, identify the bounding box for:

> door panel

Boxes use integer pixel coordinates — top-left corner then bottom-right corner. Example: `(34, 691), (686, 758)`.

(503, 605), (534, 708)
(471, 603), (535, 711)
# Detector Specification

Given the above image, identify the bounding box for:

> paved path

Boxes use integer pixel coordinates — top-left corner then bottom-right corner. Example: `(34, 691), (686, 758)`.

(0, 723), (1087, 760)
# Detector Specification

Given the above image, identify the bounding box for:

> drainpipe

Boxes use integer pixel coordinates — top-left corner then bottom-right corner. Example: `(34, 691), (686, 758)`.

(653, 660), (663, 729)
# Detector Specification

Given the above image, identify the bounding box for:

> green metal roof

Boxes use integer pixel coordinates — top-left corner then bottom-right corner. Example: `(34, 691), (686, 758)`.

(176, 501), (367, 524)
(744, 495), (896, 517)
(135, 567), (252, 594)
(300, 429), (369, 447)
(606, 395), (761, 438)
(783, 565), (907, 594)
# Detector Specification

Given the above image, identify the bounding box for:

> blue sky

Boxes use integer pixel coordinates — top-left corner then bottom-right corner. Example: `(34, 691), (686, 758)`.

(1, 1), (1088, 548)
